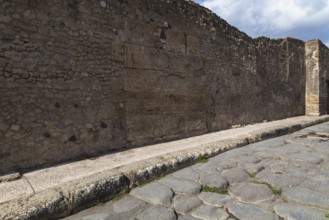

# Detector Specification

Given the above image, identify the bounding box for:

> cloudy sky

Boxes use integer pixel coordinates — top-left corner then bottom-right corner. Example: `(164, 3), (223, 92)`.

(195, 0), (329, 46)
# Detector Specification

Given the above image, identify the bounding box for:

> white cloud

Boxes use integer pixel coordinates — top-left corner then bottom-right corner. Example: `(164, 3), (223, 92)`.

(195, 0), (329, 44)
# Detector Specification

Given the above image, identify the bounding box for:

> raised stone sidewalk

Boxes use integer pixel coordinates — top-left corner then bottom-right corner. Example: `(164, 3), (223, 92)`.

(1, 115), (329, 219)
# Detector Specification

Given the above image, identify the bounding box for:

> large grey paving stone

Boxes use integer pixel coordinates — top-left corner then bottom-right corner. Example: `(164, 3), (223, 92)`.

(286, 136), (321, 145)
(221, 168), (250, 184)
(229, 182), (275, 204)
(275, 143), (309, 155)
(245, 137), (286, 149)
(208, 157), (237, 170)
(191, 205), (229, 220)
(199, 173), (228, 189)
(172, 167), (200, 182)
(268, 160), (291, 173)
(256, 169), (304, 188)
(238, 162), (264, 174)
(199, 192), (231, 207)
(250, 150), (278, 159)
(300, 178), (329, 192)
(136, 205), (177, 220)
(178, 215), (200, 220)
(282, 152), (324, 164)
(307, 169), (329, 179)
(173, 195), (202, 214)
(159, 176), (201, 194)
(80, 213), (111, 220)
(228, 203), (279, 220)
(191, 163), (209, 172)
(217, 152), (250, 162)
(282, 186), (329, 210)
(236, 156), (261, 164)
(319, 161), (329, 170)
(112, 195), (147, 213)
(269, 160), (307, 178)
(63, 195), (150, 220)
(130, 182), (173, 206)
(313, 142), (329, 155)
(191, 163), (218, 174)
(274, 203), (328, 220)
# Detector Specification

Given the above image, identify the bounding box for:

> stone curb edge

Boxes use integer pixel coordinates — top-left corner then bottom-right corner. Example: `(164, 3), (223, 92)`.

(1, 116), (329, 220)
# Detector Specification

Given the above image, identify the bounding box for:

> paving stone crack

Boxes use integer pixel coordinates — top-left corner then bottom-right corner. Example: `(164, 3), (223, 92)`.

(23, 176), (35, 194)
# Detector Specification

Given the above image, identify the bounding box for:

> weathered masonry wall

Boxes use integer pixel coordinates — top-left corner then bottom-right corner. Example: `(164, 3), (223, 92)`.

(0, 0), (326, 173)
(305, 40), (329, 116)
(318, 41), (329, 115)
(305, 41), (321, 115)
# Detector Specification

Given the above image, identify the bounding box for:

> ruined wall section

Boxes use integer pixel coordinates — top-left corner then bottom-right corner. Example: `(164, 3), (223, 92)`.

(0, 0), (308, 173)
(305, 40), (329, 116)
(305, 40), (321, 115)
(254, 38), (306, 120)
(286, 39), (307, 116)
(122, 0), (232, 146)
(319, 41), (329, 114)
(0, 0), (128, 172)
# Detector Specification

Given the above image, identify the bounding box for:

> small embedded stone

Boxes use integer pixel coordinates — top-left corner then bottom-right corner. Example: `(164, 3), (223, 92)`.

(54, 102), (61, 108)
(69, 135), (77, 142)
(100, 0), (106, 8)
(101, 122), (108, 128)
(86, 124), (93, 129)
(10, 124), (20, 131)
(160, 29), (166, 40)
(59, 21), (65, 28)
(43, 132), (50, 138)
(0, 123), (9, 131)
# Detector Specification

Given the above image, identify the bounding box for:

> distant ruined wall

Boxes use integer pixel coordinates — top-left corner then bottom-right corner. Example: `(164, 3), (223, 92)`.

(318, 41), (329, 115)
(0, 0), (324, 173)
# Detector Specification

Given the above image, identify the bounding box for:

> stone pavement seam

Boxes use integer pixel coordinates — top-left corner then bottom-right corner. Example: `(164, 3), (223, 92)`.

(0, 115), (328, 220)
(23, 176), (36, 194)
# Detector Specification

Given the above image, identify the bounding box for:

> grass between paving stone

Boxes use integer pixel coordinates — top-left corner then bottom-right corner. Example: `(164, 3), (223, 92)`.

(326, 213), (329, 218)
(201, 185), (228, 194)
(244, 169), (282, 195)
(254, 180), (282, 195)
(245, 171), (257, 178)
(197, 154), (208, 163)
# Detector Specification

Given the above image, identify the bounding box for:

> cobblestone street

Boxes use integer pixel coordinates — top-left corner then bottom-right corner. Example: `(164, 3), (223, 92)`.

(64, 122), (329, 220)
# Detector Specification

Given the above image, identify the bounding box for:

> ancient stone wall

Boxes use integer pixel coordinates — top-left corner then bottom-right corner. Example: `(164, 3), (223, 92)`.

(305, 40), (321, 115)
(305, 40), (329, 115)
(0, 0), (321, 173)
(319, 41), (329, 114)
